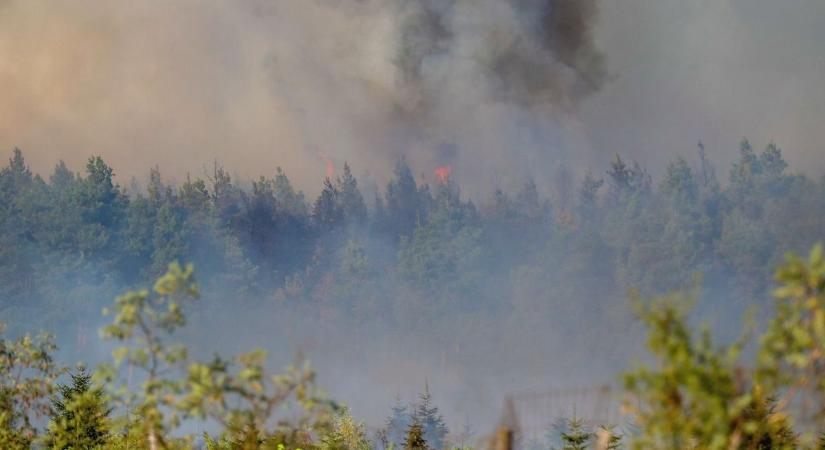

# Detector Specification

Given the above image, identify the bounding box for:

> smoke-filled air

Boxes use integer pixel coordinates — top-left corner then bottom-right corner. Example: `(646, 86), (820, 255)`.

(3, 1), (825, 449)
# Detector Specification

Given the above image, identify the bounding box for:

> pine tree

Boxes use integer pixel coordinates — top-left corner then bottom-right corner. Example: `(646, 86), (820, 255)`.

(336, 163), (368, 226)
(178, 174), (211, 215)
(412, 384), (448, 450)
(759, 142), (787, 177)
(4, 147), (33, 189)
(209, 162), (243, 226)
(385, 395), (411, 450)
(76, 156), (127, 257)
(273, 167), (308, 219)
(606, 154), (631, 193)
(313, 177), (343, 231)
(239, 176), (280, 262)
(730, 138), (761, 188)
(385, 159), (427, 238)
(149, 198), (188, 277)
(404, 421), (429, 450)
(557, 417), (592, 450)
(48, 365), (110, 449)
(661, 157), (698, 205)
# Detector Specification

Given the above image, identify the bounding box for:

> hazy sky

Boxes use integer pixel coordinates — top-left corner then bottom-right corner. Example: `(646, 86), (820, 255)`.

(1, 0), (823, 193)
(582, 0), (825, 176)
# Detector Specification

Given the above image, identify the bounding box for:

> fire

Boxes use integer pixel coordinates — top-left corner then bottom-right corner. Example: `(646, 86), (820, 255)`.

(434, 165), (452, 184)
(317, 151), (335, 178)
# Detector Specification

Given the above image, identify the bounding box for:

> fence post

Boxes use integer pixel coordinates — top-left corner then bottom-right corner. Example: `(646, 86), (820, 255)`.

(495, 427), (513, 450)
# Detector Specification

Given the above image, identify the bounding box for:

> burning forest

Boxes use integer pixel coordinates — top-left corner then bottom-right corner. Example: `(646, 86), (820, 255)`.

(2, 0), (825, 449)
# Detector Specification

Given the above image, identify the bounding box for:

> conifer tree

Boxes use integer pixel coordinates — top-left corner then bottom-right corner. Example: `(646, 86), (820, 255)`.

(385, 159), (427, 238)
(4, 147), (33, 189)
(412, 384), (448, 450)
(404, 421), (429, 450)
(578, 170), (603, 211)
(273, 167), (308, 219)
(557, 417), (592, 450)
(313, 177), (343, 231)
(385, 395), (411, 450)
(336, 163), (368, 225)
(178, 174), (211, 214)
(48, 365), (110, 449)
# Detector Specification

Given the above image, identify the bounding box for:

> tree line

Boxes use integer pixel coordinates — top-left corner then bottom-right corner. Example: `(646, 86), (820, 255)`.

(2, 141), (821, 313)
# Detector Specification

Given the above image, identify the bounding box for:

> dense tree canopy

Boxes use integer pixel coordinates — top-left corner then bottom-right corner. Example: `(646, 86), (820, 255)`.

(3, 139), (825, 446)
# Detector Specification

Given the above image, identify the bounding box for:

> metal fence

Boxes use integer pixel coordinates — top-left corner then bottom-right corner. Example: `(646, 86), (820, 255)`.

(500, 385), (625, 444)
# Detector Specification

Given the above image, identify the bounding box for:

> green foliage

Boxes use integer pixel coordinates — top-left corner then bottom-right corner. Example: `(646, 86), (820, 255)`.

(398, 205), (483, 300)
(97, 263), (339, 449)
(76, 156), (128, 255)
(624, 294), (744, 448)
(384, 159), (431, 238)
(319, 407), (371, 450)
(381, 387), (449, 450)
(556, 417), (593, 450)
(7, 142), (825, 448)
(337, 163), (368, 226)
(412, 385), (448, 450)
(98, 262), (199, 447)
(274, 167), (309, 219)
(313, 177), (345, 232)
(404, 422), (429, 450)
(182, 352), (337, 447)
(622, 281), (800, 449)
(0, 139), (815, 345)
(384, 396), (412, 450)
(0, 324), (64, 449)
(759, 244), (825, 429)
(48, 365), (111, 449)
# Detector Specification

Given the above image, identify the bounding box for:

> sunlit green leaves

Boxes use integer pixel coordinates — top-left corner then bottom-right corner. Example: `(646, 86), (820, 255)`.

(0, 327), (65, 449)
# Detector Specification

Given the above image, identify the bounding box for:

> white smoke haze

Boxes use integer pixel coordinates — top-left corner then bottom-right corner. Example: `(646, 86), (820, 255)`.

(3, 0), (825, 439)
(581, 0), (825, 175)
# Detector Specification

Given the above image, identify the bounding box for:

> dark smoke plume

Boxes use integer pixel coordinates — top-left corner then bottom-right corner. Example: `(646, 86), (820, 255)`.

(391, 0), (606, 113)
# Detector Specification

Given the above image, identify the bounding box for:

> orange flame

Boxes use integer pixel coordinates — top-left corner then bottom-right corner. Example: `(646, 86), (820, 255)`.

(434, 165), (452, 184)
(317, 151), (335, 178)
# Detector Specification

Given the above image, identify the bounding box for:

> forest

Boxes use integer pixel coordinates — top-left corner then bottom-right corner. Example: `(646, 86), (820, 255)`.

(4, 140), (825, 448)
(3, 139), (820, 325)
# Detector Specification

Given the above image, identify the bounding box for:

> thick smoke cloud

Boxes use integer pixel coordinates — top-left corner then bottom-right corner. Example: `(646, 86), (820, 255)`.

(2, 1), (824, 194)
(266, 0), (607, 194)
(0, 0), (604, 195)
(390, 0), (605, 112)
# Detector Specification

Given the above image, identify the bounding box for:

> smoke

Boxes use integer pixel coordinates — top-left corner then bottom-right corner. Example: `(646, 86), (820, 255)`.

(388, 0), (605, 112)
(262, 0), (609, 194)
(2, 0), (825, 194)
(0, 0), (605, 194)
(579, 0), (825, 175)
